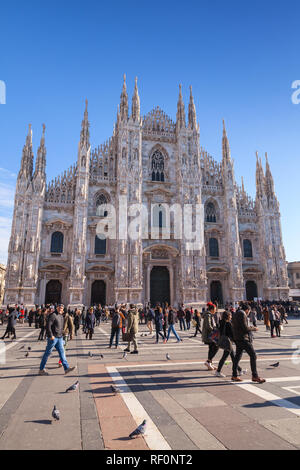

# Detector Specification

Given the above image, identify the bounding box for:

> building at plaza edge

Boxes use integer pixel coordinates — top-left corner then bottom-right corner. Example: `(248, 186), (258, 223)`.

(3, 77), (289, 309)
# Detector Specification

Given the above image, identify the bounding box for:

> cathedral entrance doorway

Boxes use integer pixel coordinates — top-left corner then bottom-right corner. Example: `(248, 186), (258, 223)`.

(150, 266), (170, 307)
(210, 280), (223, 306)
(246, 280), (258, 301)
(45, 280), (62, 305)
(91, 280), (106, 306)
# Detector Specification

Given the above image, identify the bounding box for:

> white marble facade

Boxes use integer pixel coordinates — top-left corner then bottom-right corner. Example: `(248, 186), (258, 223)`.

(3, 77), (289, 309)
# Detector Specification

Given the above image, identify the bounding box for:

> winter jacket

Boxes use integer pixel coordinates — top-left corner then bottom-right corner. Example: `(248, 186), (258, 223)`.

(85, 313), (96, 330)
(46, 312), (65, 339)
(202, 311), (217, 344)
(231, 309), (256, 342)
(63, 313), (75, 337)
(127, 308), (139, 334)
(154, 310), (163, 330)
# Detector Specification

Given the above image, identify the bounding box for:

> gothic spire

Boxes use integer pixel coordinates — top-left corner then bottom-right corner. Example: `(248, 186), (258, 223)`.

(18, 124), (34, 181)
(188, 85), (197, 130)
(34, 124), (46, 179)
(131, 77), (140, 122)
(176, 84), (186, 130)
(222, 120), (231, 163)
(120, 74), (128, 122)
(265, 152), (275, 197)
(80, 99), (90, 148)
(255, 151), (265, 199)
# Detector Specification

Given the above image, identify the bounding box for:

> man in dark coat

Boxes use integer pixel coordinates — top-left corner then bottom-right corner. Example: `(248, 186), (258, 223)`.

(1, 307), (17, 340)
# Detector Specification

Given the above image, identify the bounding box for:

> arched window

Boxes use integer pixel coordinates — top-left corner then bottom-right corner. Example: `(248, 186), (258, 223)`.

(243, 239), (253, 258)
(96, 193), (108, 217)
(50, 231), (64, 253)
(151, 150), (165, 182)
(95, 235), (106, 255)
(153, 205), (166, 228)
(209, 238), (219, 257)
(205, 202), (217, 223)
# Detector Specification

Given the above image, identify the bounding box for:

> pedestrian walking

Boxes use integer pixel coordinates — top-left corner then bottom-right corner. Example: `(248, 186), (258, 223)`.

(162, 305), (169, 339)
(109, 308), (125, 348)
(177, 307), (186, 331)
(192, 309), (202, 337)
(39, 304), (76, 376)
(123, 304), (139, 354)
(85, 308), (96, 340)
(73, 309), (81, 336)
(185, 308), (192, 330)
(58, 309), (74, 367)
(231, 303), (265, 383)
(38, 308), (48, 340)
(215, 311), (244, 377)
(202, 302), (220, 371)
(166, 307), (182, 342)
(154, 307), (166, 343)
(146, 307), (155, 336)
(1, 307), (17, 340)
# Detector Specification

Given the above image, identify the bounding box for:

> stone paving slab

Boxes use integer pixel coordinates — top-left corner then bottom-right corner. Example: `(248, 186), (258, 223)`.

(261, 418), (300, 447)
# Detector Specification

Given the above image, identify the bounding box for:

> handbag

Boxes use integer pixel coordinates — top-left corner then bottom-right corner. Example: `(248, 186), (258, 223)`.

(218, 334), (233, 352)
(208, 329), (220, 344)
(122, 330), (133, 342)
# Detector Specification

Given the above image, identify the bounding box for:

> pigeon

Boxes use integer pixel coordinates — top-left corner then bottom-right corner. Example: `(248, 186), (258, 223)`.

(166, 353), (171, 361)
(28, 347), (31, 351)
(122, 351), (127, 359)
(129, 419), (147, 439)
(99, 354), (104, 359)
(88, 351), (93, 357)
(52, 405), (60, 421)
(270, 362), (280, 368)
(111, 385), (120, 394)
(25, 352), (29, 358)
(65, 381), (79, 393)
(19, 345), (25, 350)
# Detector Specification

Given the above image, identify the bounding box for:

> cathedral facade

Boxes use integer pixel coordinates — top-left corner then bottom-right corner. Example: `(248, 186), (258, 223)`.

(3, 77), (289, 309)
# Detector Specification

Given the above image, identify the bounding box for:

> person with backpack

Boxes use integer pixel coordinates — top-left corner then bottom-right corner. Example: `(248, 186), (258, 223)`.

(109, 308), (125, 348)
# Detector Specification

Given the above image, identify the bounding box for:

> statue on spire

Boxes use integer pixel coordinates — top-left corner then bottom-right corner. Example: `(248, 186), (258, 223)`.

(80, 99), (90, 148)
(188, 86), (197, 130)
(120, 74), (128, 122)
(176, 84), (186, 130)
(222, 120), (231, 163)
(131, 77), (140, 122)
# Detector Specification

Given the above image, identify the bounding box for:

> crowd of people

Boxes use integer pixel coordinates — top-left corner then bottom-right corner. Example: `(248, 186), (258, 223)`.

(0, 298), (296, 383)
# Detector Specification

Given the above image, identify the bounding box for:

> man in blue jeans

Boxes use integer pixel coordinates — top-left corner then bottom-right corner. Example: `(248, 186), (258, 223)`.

(39, 304), (76, 376)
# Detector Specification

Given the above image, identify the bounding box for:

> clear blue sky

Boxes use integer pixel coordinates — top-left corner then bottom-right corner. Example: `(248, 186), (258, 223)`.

(0, 0), (299, 264)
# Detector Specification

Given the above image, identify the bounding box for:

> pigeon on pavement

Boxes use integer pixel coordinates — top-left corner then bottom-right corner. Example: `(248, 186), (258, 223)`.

(65, 381), (79, 393)
(129, 419), (147, 439)
(52, 405), (60, 421)
(19, 345), (25, 350)
(270, 362), (280, 368)
(28, 347), (31, 351)
(25, 352), (29, 358)
(111, 385), (121, 394)
(122, 351), (127, 359)
(166, 353), (171, 361)
(99, 354), (104, 359)
(88, 351), (93, 357)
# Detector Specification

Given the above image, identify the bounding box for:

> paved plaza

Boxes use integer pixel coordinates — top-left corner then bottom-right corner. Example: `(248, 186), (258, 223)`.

(0, 318), (300, 450)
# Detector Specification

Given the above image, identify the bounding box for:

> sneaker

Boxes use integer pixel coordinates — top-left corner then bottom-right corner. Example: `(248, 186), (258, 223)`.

(252, 376), (266, 384)
(130, 350), (138, 354)
(215, 371), (226, 378)
(205, 361), (215, 371)
(65, 366), (76, 375)
(231, 376), (243, 382)
(38, 369), (49, 376)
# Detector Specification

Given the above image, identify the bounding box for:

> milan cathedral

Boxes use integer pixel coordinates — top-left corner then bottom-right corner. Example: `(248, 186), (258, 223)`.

(3, 76), (289, 309)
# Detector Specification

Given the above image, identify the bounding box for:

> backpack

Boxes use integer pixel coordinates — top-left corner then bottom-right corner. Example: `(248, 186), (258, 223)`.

(112, 312), (120, 328)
